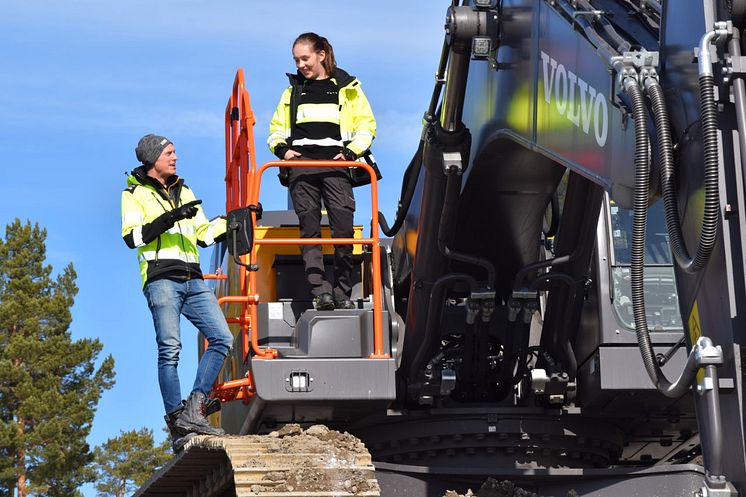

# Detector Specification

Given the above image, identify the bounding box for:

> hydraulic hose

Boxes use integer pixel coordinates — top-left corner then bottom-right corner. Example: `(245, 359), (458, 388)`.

(555, 0), (618, 62)
(378, 139), (425, 236)
(438, 166), (497, 286)
(646, 75), (719, 274)
(544, 192), (560, 239)
(514, 254), (573, 290)
(408, 273), (477, 383)
(379, 15), (455, 238)
(563, 338), (578, 384)
(574, 0), (631, 53)
(426, 37), (450, 124)
(495, 318), (521, 399)
(509, 327), (532, 386)
(626, 77), (695, 398)
(530, 272), (578, 381)
(642, 0), (662, 15)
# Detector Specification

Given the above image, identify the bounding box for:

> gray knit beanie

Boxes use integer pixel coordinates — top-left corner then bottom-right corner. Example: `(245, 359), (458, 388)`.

(135, 134), (173, 166)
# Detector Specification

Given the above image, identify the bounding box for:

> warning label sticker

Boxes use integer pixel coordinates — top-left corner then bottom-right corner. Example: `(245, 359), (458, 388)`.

(688, 300), (704, 385)
(268, 302), (283, 320)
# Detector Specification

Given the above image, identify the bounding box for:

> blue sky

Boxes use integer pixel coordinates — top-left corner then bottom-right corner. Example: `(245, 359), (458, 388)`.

(1, 1), (446, 494)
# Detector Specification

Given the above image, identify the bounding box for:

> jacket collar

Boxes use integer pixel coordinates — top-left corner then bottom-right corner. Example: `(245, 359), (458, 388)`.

(286, 67), (355, 89)
(128, 166), (182, 198)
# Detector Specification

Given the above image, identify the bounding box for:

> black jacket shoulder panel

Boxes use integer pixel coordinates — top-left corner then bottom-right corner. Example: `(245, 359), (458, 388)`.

(332, 68), (355, 88)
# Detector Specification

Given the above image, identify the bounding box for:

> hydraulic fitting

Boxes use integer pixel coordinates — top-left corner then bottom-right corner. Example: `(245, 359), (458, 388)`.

(445, 5), (499, 57)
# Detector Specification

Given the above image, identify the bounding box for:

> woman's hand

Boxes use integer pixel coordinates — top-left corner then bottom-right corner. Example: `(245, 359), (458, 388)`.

(284, 149), (302, 160)
(334, 148), (357, 161)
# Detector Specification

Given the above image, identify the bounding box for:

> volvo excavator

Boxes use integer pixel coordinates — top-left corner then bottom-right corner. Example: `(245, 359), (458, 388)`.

(134, 1), (746, 496)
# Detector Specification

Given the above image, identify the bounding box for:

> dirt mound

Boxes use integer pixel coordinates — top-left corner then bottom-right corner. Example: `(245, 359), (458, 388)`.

(242, 424), (377, 495)
(265, 423), (369, 455)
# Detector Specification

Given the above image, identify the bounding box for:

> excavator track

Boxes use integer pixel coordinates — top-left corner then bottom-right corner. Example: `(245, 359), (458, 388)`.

(134, 425), (380, 497)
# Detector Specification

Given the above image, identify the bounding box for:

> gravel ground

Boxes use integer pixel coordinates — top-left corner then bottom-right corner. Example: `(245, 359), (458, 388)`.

(444, 478), (579, 497)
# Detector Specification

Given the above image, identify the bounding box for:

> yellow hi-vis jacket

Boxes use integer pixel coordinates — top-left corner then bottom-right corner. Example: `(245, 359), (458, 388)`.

(267, 68), (376, 159)
(121, 167), (226, 287)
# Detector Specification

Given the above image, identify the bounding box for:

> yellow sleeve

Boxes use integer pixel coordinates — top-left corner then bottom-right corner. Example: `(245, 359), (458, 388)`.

(121, 189), (146, 247)
(268, 87), (292, 153)
(346, 83), (377, 157)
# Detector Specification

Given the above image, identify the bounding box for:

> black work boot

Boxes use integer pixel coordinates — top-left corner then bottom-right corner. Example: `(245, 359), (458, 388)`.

(164, 401), (196, 453)
(175, 391), (225, 436)
(314, 293), (335, 311)
(335, 298), (356, 310)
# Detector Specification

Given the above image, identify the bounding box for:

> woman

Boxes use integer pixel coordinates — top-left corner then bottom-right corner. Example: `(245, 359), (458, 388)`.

(268, 32), (376, 311)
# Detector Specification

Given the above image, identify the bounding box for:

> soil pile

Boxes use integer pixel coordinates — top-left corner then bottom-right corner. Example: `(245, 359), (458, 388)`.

(241, 423), (378, 495)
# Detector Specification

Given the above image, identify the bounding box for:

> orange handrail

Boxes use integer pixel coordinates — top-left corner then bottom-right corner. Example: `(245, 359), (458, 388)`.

(221, 69), (262, 361)
(225, 68), (257, 212)
(248, 160), (389, 359)
(256, 238), (376, 245)
(203, 273), (228, 280)
(217, 293), (259, 356)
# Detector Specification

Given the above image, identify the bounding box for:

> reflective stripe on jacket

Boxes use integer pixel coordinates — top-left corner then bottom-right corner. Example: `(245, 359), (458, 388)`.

(267, 68), (377, 158)
(121, 167), (227, 287)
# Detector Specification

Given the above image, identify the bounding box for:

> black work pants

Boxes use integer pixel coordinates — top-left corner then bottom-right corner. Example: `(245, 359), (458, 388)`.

(288, 165), (355, 300)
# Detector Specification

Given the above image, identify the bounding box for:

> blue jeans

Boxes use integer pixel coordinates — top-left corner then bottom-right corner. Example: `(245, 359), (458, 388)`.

(143, 278), (233, 414)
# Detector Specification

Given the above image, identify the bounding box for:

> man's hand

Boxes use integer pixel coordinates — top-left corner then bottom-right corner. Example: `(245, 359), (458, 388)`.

(283, 149), (302, 160)
(172, 199), (202, 222)
(134, 199), (203, 247)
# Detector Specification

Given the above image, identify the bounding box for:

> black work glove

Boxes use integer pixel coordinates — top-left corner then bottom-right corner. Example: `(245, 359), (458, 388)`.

(341, 148), (357, 161)
(171, 199), (202, 223)
(133, 199), (202, 247)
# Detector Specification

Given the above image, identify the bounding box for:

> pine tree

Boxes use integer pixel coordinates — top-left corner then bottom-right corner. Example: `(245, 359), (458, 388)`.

(0, 219), (115, 496)
(92, 428), (170, 497)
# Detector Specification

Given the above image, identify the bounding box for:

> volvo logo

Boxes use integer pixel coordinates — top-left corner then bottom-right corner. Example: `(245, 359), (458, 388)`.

(540, 51), (609, 147)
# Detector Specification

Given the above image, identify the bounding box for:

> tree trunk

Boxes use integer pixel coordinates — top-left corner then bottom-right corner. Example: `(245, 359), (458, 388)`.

(16, 394), (26, 497)
(17, 471), (26, 497)
(16, 444), (26, 497)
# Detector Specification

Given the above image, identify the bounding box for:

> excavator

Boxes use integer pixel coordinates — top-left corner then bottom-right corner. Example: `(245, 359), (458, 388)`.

(134, 1), (746, 496)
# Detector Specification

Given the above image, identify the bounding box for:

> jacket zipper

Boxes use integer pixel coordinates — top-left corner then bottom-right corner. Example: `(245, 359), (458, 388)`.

(165, 182), (192, 280)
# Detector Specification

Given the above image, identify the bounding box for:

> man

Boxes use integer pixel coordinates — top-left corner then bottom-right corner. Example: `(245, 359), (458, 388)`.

(121, 134), (233, 450)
